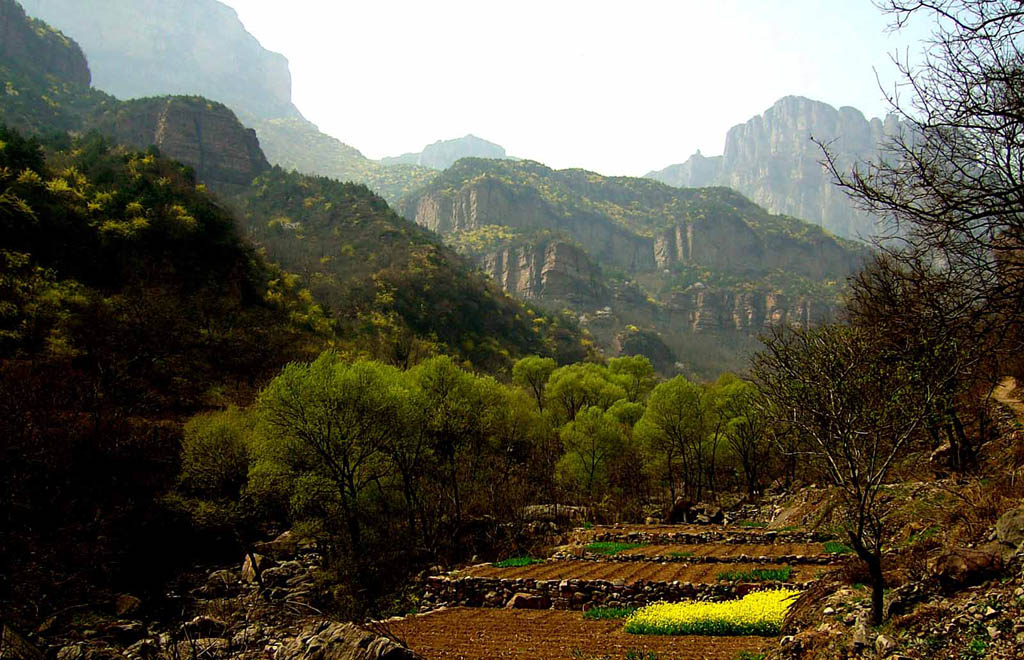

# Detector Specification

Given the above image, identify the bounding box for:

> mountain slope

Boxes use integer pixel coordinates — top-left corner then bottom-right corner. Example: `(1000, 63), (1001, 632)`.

(383, 134), (511, 170)
(647, 96), (901, 240)
(402, 158), (869, 377)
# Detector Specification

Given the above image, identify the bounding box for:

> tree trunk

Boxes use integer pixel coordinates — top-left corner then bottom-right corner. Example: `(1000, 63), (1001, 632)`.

(849, 531), (885, 624)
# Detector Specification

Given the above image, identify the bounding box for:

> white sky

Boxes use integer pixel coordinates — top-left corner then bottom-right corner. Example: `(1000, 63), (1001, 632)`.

(221, 0), (933, 176)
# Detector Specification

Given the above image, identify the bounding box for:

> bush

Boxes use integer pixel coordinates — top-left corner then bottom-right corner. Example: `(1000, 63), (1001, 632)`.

(624, 589), (800, 636)
(717, 566), (793, 582)
(583, 606), (637, 620)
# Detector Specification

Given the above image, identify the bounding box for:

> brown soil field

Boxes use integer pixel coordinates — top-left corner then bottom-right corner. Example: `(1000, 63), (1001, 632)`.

(616, 542), (828, 559)
(462, 560), (808, 583)
(390, 607), (771, 660)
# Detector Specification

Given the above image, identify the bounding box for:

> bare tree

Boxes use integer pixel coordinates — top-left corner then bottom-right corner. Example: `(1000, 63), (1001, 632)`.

(752, 324), (932, 624)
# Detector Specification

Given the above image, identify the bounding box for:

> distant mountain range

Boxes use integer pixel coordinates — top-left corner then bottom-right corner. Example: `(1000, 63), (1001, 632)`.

(382, 135), (511, 170)
(647, 96), (902, 241)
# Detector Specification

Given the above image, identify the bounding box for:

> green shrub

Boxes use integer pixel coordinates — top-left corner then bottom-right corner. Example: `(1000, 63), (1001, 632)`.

(823, 541), (854, 555)
(717, 566), (793, 582)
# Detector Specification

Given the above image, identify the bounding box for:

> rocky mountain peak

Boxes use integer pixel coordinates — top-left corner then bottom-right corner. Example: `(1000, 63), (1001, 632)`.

(17, 0), (300, 120)
(383, 134), (510, 170)
(647, 95), (902, 240)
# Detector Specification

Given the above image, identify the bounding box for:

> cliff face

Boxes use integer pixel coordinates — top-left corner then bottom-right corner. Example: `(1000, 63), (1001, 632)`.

(478, 240), (609, 306)
(647, 96), (902, 240)
(665, 286), (836, 333)
(92, 97), (270, 187)
(405, 176), (655, 271)
(18, 0), (299, 120)
(383, 134), (509, 170)
(0, 0), (89, 86)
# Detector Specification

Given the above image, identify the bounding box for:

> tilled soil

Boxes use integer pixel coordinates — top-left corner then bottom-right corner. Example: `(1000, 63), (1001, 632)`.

(463, 560), (806, 583)
(616, 542), (828, 559)
(390, 607), (771, 660)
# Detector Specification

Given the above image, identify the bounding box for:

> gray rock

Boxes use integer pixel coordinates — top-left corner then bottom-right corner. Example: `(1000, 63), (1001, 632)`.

(996, 506), (1024, 549)
(275, 622), (415, 660)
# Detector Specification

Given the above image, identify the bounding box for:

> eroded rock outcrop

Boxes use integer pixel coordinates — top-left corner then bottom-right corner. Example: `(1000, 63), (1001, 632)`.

(91, 96), (270, 188)
(478, 240), (609, 305)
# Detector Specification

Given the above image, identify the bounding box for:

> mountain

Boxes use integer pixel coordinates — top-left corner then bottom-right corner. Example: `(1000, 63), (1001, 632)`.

(15, 0), (436, 205)
(402, 158), (869, 377)
(17, 0), (299, 120)
(647, 96), (902, 240)
(383, 134), (511, 170)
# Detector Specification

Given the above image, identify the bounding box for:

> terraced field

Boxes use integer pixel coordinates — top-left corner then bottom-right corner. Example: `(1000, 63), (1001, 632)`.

(463, 559), (809, 583)
(390, 608), (771, 660)
(395, 523), (839, 659)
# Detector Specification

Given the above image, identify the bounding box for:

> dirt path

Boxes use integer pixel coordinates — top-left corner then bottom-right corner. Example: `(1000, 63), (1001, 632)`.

(391, 608), (770, 660)
(993, 377), (1024, 419)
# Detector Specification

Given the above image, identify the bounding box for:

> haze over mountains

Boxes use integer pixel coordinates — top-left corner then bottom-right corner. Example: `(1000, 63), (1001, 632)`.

(647, 96), (900, 240)
(8, 0), (883, 377)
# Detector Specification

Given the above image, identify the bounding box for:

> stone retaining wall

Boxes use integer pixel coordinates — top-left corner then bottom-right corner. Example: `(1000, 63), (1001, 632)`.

(421, 575), (801, 611)
(557, 551), (835, 565)
(571, 529), (830, 545)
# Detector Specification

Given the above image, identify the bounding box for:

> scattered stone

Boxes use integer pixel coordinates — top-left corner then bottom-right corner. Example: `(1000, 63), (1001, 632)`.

(276, 621), (415, 660)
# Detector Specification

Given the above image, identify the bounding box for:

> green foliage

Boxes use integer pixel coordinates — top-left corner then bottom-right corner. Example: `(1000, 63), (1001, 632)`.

(717, 566), (794, 582)
(824, 541), (854, 555)
(736, 520), (769, 529)
(491, 557), (544, 568)
(585, 542), (645, 555)
(582, 606), (638, 620)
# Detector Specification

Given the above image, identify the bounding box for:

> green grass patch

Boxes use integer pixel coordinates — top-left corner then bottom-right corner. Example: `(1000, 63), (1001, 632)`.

(668, 551), (693, 558)
(735, 520), (768, 528)
(823, 541), (854, 555)
(733, 653), (766, 660)
(717, 566), (794, 582)
(583, 606), (637, 620)
(491, 556), (544, 568)
(585, 541), (645, 555)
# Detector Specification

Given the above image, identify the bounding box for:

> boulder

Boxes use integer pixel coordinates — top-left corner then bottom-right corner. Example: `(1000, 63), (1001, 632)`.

(875, 633), (896, 657)
(254, 530), (299, 560)
(241, 553), (276, 583)
(996, 506), (1024, 549)
(276, 621), (415, 660)
(665, 498), (695, 524)
(505, 593), (549, 609)
(183, 616), (226, 639)
(929, 547), (1003, 588)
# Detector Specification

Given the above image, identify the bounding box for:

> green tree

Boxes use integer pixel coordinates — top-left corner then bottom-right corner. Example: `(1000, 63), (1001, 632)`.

(608, 355), (656, 403)
(556, 406), (626, 502)
(545, 362), (626, 423)
(512, 355), (556, 411)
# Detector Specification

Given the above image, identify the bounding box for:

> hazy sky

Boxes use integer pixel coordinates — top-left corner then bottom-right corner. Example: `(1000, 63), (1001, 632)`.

(221, 0), (933, 176)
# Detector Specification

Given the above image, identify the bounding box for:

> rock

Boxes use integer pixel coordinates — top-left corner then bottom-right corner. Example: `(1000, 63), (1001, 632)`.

(850, 615), (870, 655)
(106, 621), (145, 643)
(666, 498), (695, 524)
(254, 530), (299, 559)
(644, 517), (659, 525)
(996, 506), (1024, 549)
(114, 594), (142, 617)
(276, 621), (415, 660)
(176, 638), (229, 659)
(505, 593), (549, 609)
(183, 616), (226, 639)
(124, 639), (159, 660)
(57, 646), (86, 660)
(929, 547), (1004, 588)
(90, 97), (271, 188)
(241, 553), (277, 583)
(875, 633), (896, 657)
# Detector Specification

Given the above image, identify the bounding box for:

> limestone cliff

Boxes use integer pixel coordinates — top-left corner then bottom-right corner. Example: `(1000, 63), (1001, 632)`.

(647, 96), (902, 240)
(18, 0), (298, 120)
(91, 97), (270, 188)
(665, 286), (836, 333)
(478, 240), (609, 306)
(0, 0), (89, 86)
(383, 134), (510, 170)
